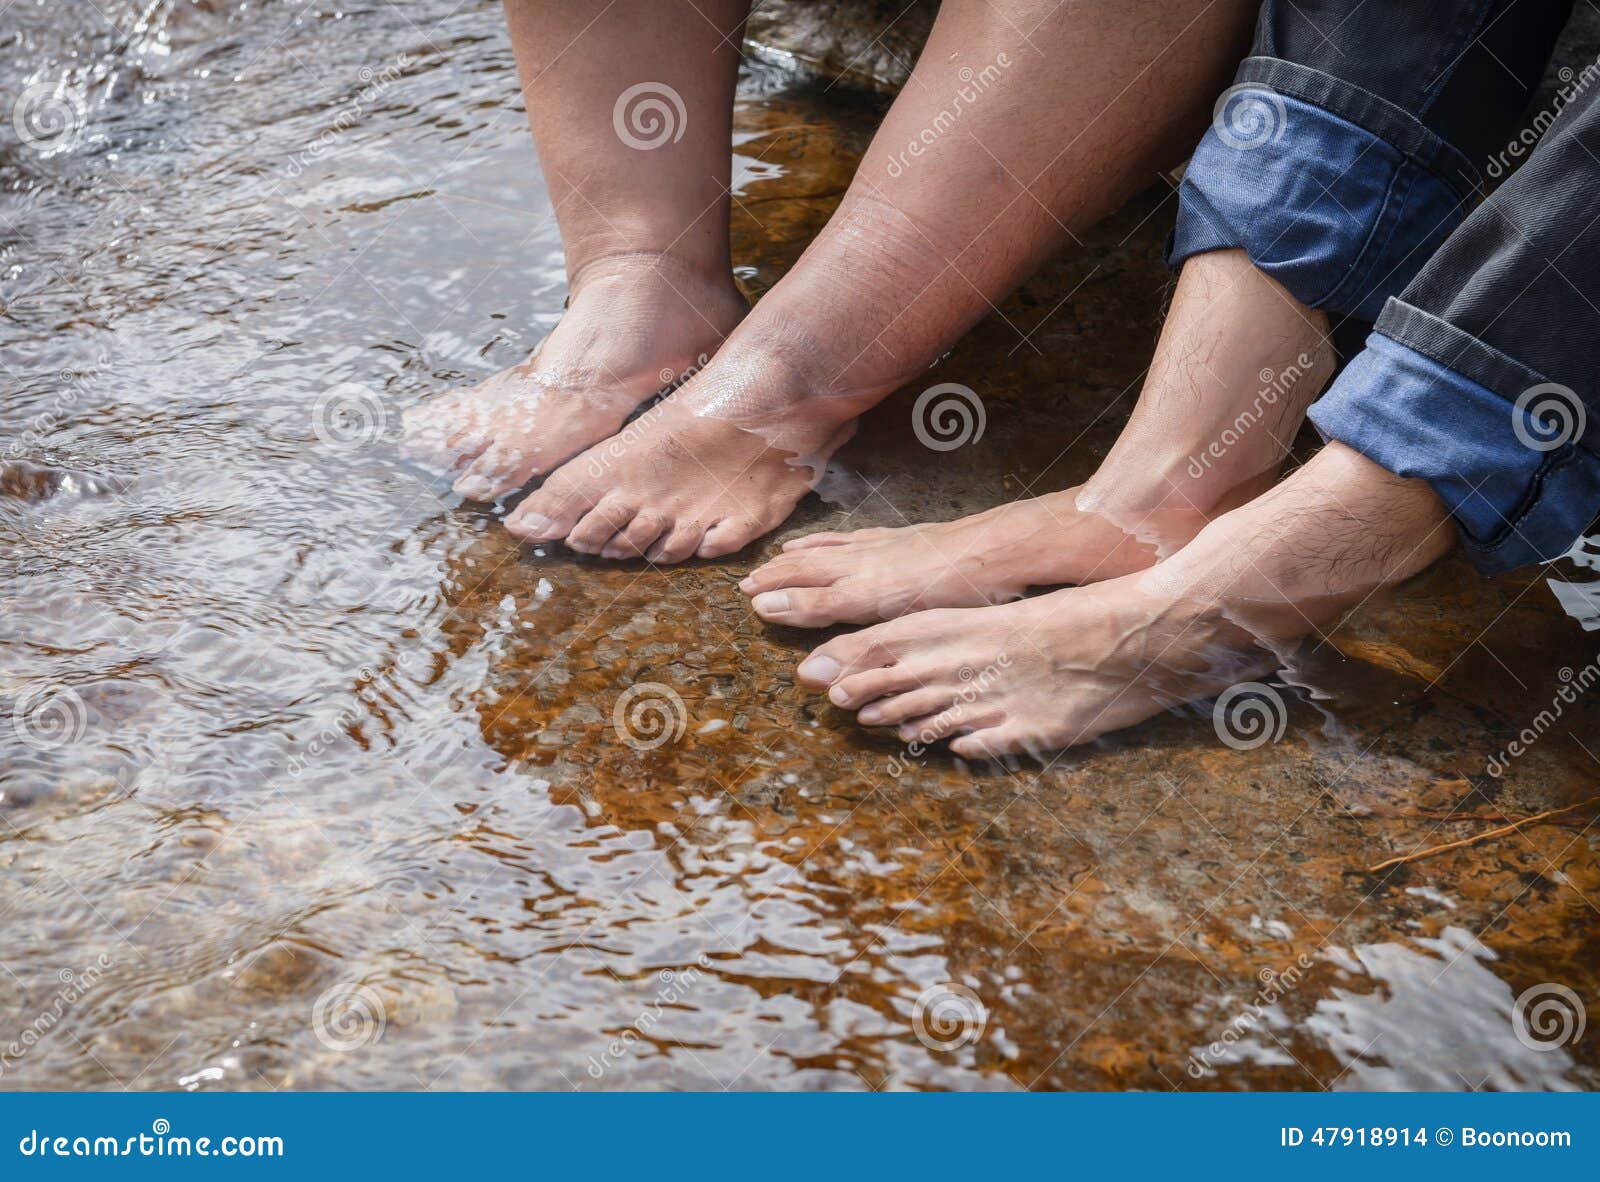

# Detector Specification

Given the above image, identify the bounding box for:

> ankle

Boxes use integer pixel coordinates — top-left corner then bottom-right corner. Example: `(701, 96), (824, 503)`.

(1139, 442), (1453, 644)
(567, 248), (738, 305)
(696, 313), (895, 421)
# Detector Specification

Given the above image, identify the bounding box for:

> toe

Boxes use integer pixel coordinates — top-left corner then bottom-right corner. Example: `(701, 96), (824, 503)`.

(781, 531), (853, 551)
(697, 516), (768, 560)
(856, 686), (954, 727)
(825, 664), (927, 709)
(453, 442), (533, 502)
(796, 628), (898, 687)
(505, 472), (597, 542)
(601, 512), (669, 560)
(738, 553), (840, 596)
(567, 497), (637, 554)
(644, 523), (705, 564)
(750, 583), (876, 628)
(949, 727), (1021, 760)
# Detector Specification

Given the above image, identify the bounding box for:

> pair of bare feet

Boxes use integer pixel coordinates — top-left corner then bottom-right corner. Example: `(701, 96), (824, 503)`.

(403, 247), (1455, 757)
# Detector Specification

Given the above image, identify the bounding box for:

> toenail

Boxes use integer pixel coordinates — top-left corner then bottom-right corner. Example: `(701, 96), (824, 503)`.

(828, 684), (851, 706)
(797, 655), (841, 685)
(752, 591), (790, 614)
(516, 512), (556, 536)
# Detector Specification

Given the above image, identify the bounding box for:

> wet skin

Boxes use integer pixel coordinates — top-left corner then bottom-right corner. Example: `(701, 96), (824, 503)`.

(407, 0), (1254, 560)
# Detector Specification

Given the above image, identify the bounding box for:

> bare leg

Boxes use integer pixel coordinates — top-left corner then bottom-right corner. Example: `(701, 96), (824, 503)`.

(402, 0), (751, 500)
(796, 442), (1453, 758)
(504, 0), (1256, 561)
(741, 249), (1335, 624)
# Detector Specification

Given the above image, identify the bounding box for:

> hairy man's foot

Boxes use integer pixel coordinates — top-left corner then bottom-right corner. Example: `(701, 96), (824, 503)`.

(744, 250), (1336, 626)
(503, 341), (876, 562)
(401, 253), (746, 501)
(794, 442), (1455, 759)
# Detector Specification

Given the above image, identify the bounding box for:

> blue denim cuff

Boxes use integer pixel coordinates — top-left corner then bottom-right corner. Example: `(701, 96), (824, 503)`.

(1168, 58), (1473, 322)
(1307, 330), (1600, 575)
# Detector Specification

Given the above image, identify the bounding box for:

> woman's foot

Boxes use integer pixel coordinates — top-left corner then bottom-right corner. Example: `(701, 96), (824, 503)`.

(743, 250), (1336, 626)
(502, 332), (878, 562)
(401, 252), (747, 501)
(795, 442), (1455, 759)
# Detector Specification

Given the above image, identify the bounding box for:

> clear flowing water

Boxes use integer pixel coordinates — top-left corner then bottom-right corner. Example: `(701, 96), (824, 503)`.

(2, 0), (1597, 1091)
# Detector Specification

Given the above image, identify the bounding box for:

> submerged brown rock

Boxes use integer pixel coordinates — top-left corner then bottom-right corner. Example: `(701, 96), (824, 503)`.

(0, 0), (1594, 1092)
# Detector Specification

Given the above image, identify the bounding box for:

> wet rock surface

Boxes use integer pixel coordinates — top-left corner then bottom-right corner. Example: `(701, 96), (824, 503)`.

(0, 0), (1595, 1091)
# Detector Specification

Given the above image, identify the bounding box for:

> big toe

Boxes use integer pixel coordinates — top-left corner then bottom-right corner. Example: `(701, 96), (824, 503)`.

(453, 441), (537, 502)
(506, 473), (597, 542)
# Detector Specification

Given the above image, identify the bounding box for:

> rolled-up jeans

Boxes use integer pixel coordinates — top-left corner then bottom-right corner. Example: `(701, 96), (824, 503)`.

(1171, 0), (1600, 574)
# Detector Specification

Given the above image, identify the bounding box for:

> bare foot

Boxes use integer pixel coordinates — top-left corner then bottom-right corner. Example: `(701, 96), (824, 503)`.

(502, 335), (876, 562)
(740, 490), (1227, 626)
(792, 581), (1259, 759)
(401, 252), (747, 501)
(794, 442), (1454, 759)
(743, 250), (1336, 627)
